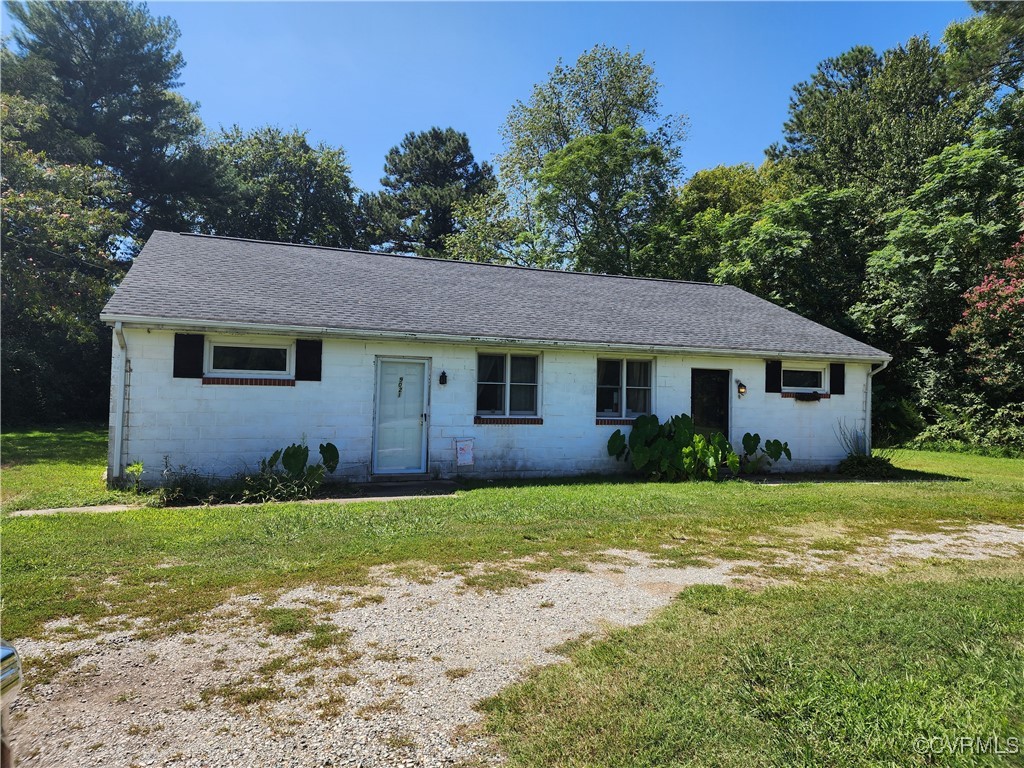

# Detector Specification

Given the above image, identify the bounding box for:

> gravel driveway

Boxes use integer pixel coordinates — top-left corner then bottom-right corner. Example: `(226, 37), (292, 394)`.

(8, 523), (1023, 768)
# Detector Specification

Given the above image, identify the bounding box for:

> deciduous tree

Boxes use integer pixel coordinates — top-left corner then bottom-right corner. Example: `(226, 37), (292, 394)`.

(952, 234), (1024, 406)
(1, 95), (128, 424)
(473, 45), (686, 273)
(199, 126), (359, 247)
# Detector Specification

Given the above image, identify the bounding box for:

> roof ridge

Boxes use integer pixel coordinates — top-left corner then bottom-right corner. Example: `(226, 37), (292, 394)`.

(171, 231), (729, 289)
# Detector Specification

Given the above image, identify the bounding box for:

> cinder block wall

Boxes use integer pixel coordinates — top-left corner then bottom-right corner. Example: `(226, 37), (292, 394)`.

(109, 328), (872, 485)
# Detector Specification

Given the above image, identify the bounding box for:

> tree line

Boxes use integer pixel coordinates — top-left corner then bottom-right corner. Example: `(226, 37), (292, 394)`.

(2, 1), (1021, 453)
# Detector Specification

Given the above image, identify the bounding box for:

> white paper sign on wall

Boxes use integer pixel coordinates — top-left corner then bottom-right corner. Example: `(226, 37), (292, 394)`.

(455, 438), (474, 466)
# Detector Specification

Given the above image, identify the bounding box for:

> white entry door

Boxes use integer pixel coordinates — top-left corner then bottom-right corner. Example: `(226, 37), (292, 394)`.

(373, 358), (429, 474)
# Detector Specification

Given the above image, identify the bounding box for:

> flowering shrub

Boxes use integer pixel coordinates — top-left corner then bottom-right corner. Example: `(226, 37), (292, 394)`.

(951, 235), (1024, 406)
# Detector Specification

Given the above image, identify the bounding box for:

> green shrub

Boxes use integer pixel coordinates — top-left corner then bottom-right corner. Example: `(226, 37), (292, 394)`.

(836, 453), (898, 478)
(108, 460), (148, 494)
(608, 413), (739, 481)
(238, 441), (340, 503)
(157, 441), (341, 506)
(159, 459), (218, 506)
(739, 433), (792, 474)
(911, 401), (1024, 456)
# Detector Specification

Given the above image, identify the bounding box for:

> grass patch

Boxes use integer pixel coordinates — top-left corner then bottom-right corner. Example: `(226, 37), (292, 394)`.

(356, 696), (403, 719)
(336, 671), (359, 686)
(257, 655), (289, 678)
(482, 559), (1024, 767)
(351, 593), (386, 607)
(384, 732), (417, 749)
(21, 651), (82, 694)
(462, 568), (542, 593)
(201, 680), (285, 709)
(445, 667), (473, 680)
(546, 634), (595, 657)
(302, 622), (352, 651)
(1, 437), (1022, 640)
(316, 692), (347, 719)
(256, 607), (312, 636)
(0, 424), (151, 512)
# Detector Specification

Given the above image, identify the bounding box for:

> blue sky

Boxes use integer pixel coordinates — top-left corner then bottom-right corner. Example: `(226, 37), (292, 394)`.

(10, 2), (974, 192)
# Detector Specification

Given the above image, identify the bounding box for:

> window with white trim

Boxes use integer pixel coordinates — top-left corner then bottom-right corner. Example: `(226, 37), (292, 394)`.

(477, 353), (539, 416)
(597, 359), (652, 417)
(206, 339), (294, 377)
(781, 365), (825, 392)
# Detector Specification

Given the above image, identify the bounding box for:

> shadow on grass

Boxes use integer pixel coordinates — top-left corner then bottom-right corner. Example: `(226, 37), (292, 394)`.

(0, 423), (108, 467)
(737, 467), (969, 484)
(453, 473), (638, 493)
(455, 467), (969, 492)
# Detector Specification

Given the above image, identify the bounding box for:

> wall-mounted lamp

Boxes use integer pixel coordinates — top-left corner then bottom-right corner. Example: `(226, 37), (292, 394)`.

(736, 379), (747, 398)
(439, 370), (448, 386)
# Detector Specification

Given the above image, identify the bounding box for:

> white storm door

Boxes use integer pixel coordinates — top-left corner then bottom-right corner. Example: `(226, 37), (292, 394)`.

(374, 358), (429, 474)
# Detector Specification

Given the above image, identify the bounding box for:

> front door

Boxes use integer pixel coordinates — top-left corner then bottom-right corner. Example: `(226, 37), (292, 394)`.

(691, 368), (730, 438)
(374, 358), (429, 474)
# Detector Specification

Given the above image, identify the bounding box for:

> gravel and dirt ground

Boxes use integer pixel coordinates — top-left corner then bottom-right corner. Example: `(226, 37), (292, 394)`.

(8, 522), (1023, 768)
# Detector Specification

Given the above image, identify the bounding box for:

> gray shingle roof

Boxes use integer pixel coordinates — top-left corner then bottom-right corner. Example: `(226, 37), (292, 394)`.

(101, 231), (889, 360)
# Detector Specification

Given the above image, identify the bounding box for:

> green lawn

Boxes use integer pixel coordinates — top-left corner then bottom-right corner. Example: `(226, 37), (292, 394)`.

(1, 427), (1022, 765)
(0, 424), (144, 512)
(0, 426), (1021, 640)
(482, 559), (1024, 767)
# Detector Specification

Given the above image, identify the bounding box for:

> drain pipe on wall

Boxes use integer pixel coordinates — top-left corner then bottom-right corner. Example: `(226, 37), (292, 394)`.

(110, 321), (128, 483)
(865, 359), (890, 453)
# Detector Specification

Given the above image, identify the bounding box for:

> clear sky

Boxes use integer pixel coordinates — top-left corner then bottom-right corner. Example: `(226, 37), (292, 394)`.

(10, 1), (975, 192)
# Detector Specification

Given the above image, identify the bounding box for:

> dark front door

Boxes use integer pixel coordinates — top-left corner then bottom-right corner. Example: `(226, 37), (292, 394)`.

(691, 369), (730, 437)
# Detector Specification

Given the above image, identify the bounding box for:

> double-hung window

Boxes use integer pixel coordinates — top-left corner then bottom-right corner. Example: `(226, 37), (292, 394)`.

(477, 353), (539, 416)
(597, 359), (652, 418)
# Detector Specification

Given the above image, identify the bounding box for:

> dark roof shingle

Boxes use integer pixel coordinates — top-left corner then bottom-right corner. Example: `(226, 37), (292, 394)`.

(101, 232), (889, 360)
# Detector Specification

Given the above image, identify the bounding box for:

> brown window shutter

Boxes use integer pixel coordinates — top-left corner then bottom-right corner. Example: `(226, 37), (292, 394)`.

(765, 360), (782, 393)
(830, 363), (846, 395)
(173, 334), (204, 378)
(295, 339), (322, 381)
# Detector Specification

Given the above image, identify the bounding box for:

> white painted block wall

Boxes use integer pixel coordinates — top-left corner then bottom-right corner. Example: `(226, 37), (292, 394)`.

(108, 328), (872, 484)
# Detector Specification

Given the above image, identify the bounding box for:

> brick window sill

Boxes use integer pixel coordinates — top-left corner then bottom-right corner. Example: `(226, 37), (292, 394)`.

(780, 391), (830, 399)
(202, 376), (296, 387)
(474, 416), (543, 425)
(595, 418), (637, 426)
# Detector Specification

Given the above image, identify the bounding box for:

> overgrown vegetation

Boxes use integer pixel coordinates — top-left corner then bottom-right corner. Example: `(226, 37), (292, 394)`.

(836, 454), (900, 479)
(608, 414), (790, 481)
(235, 442), (340, 504)
(482, 560), (1024, 767)
(159, 441), (342, 505)
(834, 420), (898, 478)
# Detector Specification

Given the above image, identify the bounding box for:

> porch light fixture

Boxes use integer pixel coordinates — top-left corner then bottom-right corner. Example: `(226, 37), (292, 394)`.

(736, 379), (747, 398)
(439, 370), (448, 386)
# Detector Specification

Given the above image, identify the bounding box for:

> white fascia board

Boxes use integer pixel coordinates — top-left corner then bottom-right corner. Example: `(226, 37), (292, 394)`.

(99, 313), (892, 364)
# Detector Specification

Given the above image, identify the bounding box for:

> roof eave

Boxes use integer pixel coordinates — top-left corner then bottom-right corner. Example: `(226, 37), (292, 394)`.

(99, 312), (892, 364)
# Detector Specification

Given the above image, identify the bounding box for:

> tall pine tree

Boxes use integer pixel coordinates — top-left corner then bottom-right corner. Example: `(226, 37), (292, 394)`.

(2, 0), (223, 241)
(362, 127), (494, 258)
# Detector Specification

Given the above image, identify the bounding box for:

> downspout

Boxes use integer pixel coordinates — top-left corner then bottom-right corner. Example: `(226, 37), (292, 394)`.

(865, 359), (890, 453)
(110, 321), (127, 483)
